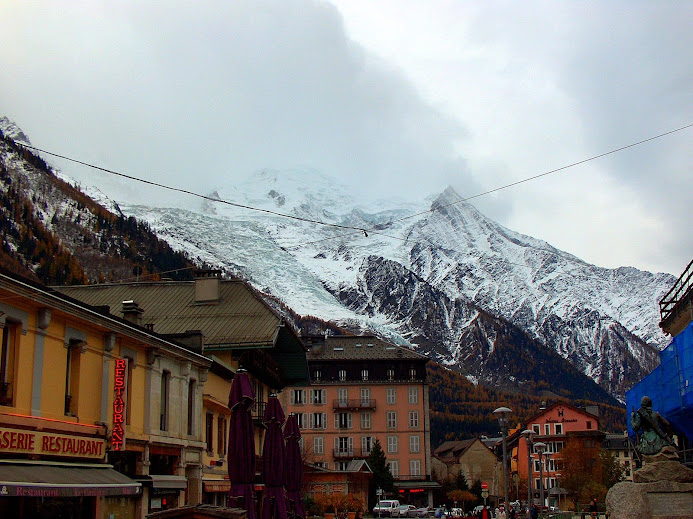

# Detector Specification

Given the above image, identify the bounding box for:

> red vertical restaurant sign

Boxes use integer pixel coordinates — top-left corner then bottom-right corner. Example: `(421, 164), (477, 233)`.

(112, 358), (126, 450)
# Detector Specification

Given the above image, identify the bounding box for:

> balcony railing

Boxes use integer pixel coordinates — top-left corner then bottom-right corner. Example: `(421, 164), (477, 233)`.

(334, 448), (355, 459)
(253, 401), (267, 421)
(660, 258), (693, 328)
(0, 382), (12, 406)
(333, 399), (377, 410)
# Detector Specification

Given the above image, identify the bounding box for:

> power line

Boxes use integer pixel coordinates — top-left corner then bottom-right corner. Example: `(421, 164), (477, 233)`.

(15, 142), (371, 236)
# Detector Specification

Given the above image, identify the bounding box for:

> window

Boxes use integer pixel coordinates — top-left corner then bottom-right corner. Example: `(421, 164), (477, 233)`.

(409, 435), (420, 453)
(160, 370), (170, 431)
(361, 436), (373, 456)
(296, 413), (307, 429)
(361, 388), (370, 405)
(535, 478), (541, 489)
(361, 369), (369, 381)
(387, 435), (398, 453)
(555, 441), (565, 452)
(0, 322), (18, 406)
(544, 424), (550, 435)
(206, 412), (214, 454)
(532, 424), (540, 435)
(314, 461), (328, 469)
(586, 421), (593, 429)
(386, 368), (395, 380)
(555, 423), (563, 435)
(313, 369), (321, 382)
(335, 412), (353, 429)
(336, 436), (353, 457)
(65, 341), (83, 416)
(361, 412), (372, 430)
(338, 369), (347, 381)
(310, 412), (327, 429)
(387, 411), (397, 429)
(409, 368), (417, 380)
(336, 461), (349, 471)
(409, 411), (419, 428)
(389, 460), (399, 477)
(314, 436), (324, 454)
(410, 459), (421, 476)
(217, 415), (227, 455)
(291, 389), (307, 405)
(338, 388), (348, 406)
(408, 387), (418, 404)
(534, 460), (541, 473)
(187, 379), (196, 435)
(311, 388), (326, 404)
(386, 388), (397, 404)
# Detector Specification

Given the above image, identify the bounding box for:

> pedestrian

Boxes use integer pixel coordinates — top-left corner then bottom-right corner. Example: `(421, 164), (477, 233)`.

(476, 506), (491, 519)
(529, 505), (538, 519)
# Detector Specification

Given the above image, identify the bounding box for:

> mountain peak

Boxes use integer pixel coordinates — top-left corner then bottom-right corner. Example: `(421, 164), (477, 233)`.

(0, 116), (31, 145)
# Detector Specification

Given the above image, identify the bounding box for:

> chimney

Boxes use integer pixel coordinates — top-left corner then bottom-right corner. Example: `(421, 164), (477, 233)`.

(194, 269), (222, 303)
(585, 405), (599, 417)
(122, 300), (143, 326)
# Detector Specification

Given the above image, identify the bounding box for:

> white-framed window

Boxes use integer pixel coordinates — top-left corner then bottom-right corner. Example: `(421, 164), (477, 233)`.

(314, 436), (324, 454)
(315, 461), (328, 469)
(387, 435), (398, 453)
(389, 460), (399, 477)
(387, 411), (397, 429)
(409, 368), (417, 380)
(290, 389), (307, 405)
(532, 424), (540, 435)
(549, 477), (556, 488)
(544, 424), (550, 435)
(409, 435), (420, 453)
(555, 441), (565, 452)
(408, 387), (418, 404)
(335, 412), (353, 429)
(534, 478), (541, 489)
(410, 459), (421, 476)
(361, 369), (369, 381)
(338, 388), (348, 406)
(361, 412), (372, 430)
(555, 423), (563, 435)
(313, 369), (322, 382)
(534, 460), (541, 472)
(336, 436), (354, 457)
(386, 388), (396, 404)
(296, 413), (308, 429)
(361, 436), (374, 456)
(336, 461), (349, 471)
(311, 388), (327, 405)
(361, 388), (370, 405)
(310, 412), (327, 429)
(338, 369), (347, 381)
(409, 410), (419, 428)
(386, 368), (395, 380)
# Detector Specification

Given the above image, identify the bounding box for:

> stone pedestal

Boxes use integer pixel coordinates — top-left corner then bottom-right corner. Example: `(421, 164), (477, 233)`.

(606, 449), (693, 519)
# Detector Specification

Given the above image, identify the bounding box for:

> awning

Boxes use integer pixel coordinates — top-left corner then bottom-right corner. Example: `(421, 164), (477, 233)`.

(203, 480), (231, 493)
(0, 462), (141, 497)
(135, 474), (188, 490)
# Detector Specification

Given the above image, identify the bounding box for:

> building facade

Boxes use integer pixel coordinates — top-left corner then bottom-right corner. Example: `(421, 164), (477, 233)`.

(0, 268), (211, 519)
(284, 335), (436, 508)
(432, 438), (500, 494)
(57, 270), (310, 507)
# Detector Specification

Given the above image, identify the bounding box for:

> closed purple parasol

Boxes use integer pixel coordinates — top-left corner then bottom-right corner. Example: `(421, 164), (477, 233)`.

(228, 370), (257, 519)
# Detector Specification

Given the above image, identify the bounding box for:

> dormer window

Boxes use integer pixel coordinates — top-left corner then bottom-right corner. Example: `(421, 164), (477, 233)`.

(409, 368), (417, 380)
(338, 369), (347, 381)
(361, 369), (369, 381)
(386, 369), (395, 381)
(313, 369), (321, 382)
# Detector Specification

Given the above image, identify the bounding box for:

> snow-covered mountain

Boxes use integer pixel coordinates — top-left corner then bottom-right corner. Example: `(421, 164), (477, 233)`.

(113, 168), (672, 399)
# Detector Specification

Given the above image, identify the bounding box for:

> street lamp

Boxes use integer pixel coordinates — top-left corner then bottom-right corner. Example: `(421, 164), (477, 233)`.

(493, 407), (512, 514)
(555, 473), (561, 512)
(534, 442), (546, 518)
(521, 429), (535, 514)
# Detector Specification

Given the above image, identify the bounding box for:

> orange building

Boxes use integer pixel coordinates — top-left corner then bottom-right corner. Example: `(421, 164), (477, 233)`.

(283, 335), (437, 508)
(508, 402), (604, 509)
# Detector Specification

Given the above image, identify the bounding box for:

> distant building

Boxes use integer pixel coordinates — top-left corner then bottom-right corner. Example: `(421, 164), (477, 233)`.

(602, 433), (637, 481)
(284, 335), (438, 508)
(432, 438), (500, 494)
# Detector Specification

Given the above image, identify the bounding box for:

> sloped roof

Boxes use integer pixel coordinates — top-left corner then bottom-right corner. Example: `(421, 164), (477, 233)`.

(308, 335), (428, 362)
(57, 280), (281, 346)
(434, 439), (475, 460)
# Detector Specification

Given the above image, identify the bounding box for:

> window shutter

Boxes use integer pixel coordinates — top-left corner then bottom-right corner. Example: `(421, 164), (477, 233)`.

(321, 389), (326, 404)
(310, 390), (314, 404)
(290, 391), (295, 405)
(302, 413), (307, 428)
(348, 413), (353, 429)
(322, 413), (327, 429)
(334, 414), (338, 429)
(310, 413), (314, 429)
(302, 390), (307, 404)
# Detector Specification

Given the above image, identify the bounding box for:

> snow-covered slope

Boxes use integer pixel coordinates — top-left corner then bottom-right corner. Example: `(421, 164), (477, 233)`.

(116, 168), (672, 398)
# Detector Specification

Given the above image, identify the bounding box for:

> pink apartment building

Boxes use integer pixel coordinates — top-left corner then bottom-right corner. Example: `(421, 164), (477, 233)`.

(283, 335), (437, 507)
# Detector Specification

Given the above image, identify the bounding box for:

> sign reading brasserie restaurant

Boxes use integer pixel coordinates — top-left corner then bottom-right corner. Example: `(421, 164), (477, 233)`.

(112, 358), (126, 450)
(0, 427), (106, 459)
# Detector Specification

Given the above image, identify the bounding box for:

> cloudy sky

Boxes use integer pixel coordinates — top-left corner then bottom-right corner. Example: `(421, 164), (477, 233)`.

(1, 1), (691, 275)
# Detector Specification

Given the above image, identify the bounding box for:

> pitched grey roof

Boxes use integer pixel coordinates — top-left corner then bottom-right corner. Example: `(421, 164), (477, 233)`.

(307, 336), (428, 362)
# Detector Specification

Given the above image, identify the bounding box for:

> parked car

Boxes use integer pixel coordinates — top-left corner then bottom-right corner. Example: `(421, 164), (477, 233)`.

(415, 507), (433, 517)
(393, 505), (417, 517)
(373, 500), (401, 517)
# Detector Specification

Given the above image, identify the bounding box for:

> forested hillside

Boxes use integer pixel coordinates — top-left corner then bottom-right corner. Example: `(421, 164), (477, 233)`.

(0, 130), (196, 285)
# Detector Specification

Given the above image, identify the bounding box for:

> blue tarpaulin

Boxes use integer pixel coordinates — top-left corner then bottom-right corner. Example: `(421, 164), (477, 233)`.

(627, 322), (693, 442)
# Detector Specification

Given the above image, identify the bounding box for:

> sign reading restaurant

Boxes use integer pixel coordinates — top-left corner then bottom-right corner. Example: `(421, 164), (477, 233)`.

(112, 358), (126, 450)
(0, 427), (106, 459)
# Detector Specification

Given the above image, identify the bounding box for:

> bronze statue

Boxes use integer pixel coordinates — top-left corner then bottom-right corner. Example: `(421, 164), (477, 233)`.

(631, 396), (675, 455)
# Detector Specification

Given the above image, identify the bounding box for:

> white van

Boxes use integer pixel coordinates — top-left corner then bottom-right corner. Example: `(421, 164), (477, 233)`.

(373, 500), (401, 517)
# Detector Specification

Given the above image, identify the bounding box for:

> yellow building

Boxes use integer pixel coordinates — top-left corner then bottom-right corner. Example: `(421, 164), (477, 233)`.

(0, 268), (211, 519)
(57, 269), (310, 506)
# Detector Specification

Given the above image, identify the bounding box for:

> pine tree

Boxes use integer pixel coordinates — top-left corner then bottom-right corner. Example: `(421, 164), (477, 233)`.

(366, 439), (394, 494)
